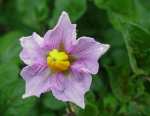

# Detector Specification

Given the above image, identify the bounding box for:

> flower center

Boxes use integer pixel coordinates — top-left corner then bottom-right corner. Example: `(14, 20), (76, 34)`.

(47, 49), (70, 72)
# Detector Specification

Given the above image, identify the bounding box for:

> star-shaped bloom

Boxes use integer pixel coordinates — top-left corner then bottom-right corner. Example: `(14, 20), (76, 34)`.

(20, 11), (110, 109)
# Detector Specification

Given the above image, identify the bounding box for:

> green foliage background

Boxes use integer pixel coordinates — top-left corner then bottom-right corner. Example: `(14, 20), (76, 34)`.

(0, 0), (150, 115)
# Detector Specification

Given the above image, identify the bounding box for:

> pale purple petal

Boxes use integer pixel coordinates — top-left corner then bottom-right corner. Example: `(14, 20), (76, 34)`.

(51, 71), (92, 109)
(72, 59), (99, 75)
(20, 32), (46, 65)
(43, 11), (76, 51)
(21, 64), (51, 98)
(71, 61), (91, 73)
(70, 37), (110, 74)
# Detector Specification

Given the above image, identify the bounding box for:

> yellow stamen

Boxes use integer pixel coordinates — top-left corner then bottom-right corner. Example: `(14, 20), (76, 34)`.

(47, 49), (70, 72)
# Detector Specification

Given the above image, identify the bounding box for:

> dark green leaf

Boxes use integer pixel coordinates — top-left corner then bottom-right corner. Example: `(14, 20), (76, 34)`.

(43, 93), (66, 110)
(77, 103), (99, 116)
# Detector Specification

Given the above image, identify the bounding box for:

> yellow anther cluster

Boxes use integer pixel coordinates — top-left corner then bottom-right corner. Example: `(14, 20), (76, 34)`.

(47, 49), (70, 72)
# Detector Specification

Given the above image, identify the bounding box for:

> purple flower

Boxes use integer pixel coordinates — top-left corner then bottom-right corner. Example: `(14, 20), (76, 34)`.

(20, 11), (110, 109)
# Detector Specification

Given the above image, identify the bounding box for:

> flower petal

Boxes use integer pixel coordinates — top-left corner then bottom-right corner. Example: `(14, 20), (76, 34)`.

(70, 37), (110, 74)
(21, 64), (51, 98)
(51, 71), (92, 109)
(43, 11), (76, 51)
(20, 32), (46, 65)
(71, 61), (91, 73)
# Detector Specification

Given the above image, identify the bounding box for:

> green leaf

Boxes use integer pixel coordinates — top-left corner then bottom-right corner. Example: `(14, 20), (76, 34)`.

(43, 93), (66, 110)
(106, 66), (133, 103)
(127, 101), (144, 116)
(104, 94), (118, 110)
(77, 103), (99, 116)
(108, 12), (150, 75)
(15, 0), (49, 30)
(102, 29), (129, 67)
(0, 31), (25, 64)
(49, 0), (86, 27)
(102, 94), (118, 115)
(0, 31), (37, 115)
(4, 98), (36, 116)
(85, 92), (95, 104)
(0, 62), (37, 115)
(127, 25), (150, 74)
(95, 0), (150, 75)
(91, 75), (108, 98)
(0, 0), (49, 31)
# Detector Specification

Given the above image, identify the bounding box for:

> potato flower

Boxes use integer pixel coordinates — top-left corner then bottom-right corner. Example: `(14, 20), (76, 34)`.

(20, 11), (110, 108)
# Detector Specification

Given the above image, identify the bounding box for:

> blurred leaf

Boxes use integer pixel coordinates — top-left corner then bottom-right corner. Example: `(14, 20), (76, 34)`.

(124, 101), (144, 116)
(43, 93), (66, 110)
(95, 0), (150, 75)
(15, 0), (49, 30)
(127, 25), (150, 74)
(107, 66), (133, 103)
(41, 112), (55, 116)
(0, 0), (49, 31)
(0, 31), (37, 115)
(102, 28), (133, 103)
(49, 0), (86, 27)
(85, 92), (95, 104)
(104, 94), (118, 109)
(0, 31), (24, 64)
(77, 103), (99, 116)
(95, 0), (137, 20)
(140, 93), (150, 115)
(108, 12), (150, 75)
(102, 29), (129, 66)
(4, 97), (36, 116)
(102, 94), (118, 115)
(0, 62), (37, 115)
